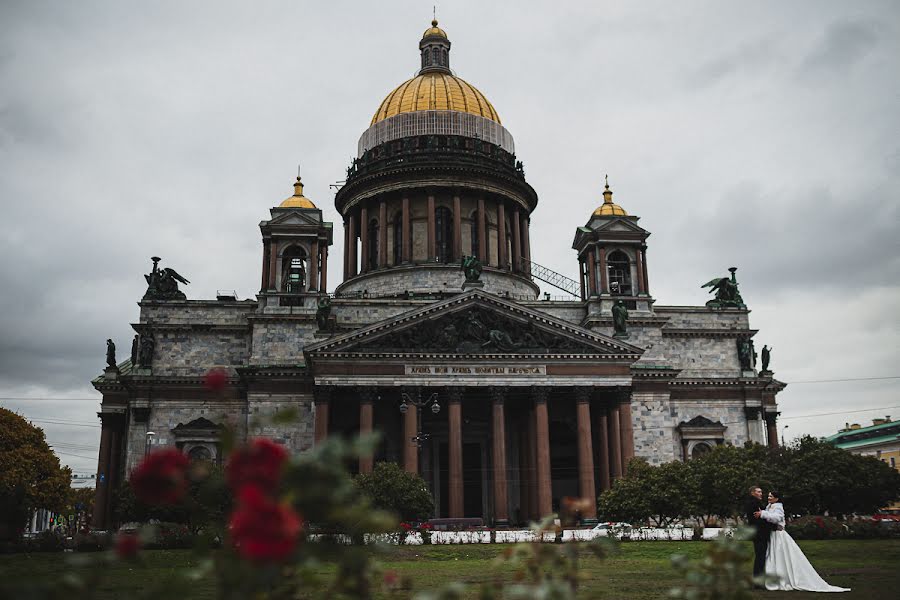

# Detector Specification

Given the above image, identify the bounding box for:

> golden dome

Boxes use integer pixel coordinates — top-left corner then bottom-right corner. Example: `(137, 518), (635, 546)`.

(592, 177), (628, 217)
(422, 19), (447, 39)
(279, 177), (317, 209)
(370, 72), (501, 126)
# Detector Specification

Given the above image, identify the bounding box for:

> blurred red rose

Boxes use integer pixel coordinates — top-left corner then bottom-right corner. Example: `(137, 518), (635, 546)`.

(204, 368), (229, 392)
(383, 569), (399, 587)
(115, 532), (141, 559)
(229, 485), (302, 562)
(130, 449), (190, 505)
(226, 438), (288, 493)
(400, 522), (412, 531)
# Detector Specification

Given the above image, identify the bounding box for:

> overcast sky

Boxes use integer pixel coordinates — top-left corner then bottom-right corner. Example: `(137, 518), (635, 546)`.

(1, 1), (898, 475)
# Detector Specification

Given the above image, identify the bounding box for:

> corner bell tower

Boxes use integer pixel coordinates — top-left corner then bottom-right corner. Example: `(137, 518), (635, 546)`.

(258, 175), (333, 311)
(572, 177), (653, 313)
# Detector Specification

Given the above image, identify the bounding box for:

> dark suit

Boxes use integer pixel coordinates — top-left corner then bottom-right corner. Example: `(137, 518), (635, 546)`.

(743, 495), (775, 577)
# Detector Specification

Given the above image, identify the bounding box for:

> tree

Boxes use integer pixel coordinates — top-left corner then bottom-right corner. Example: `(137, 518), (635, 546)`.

(354, 461), (434, 522)
(598, 458), (695, 527)
(0, 408), (72, 541)
(779, 436), (900, 516)
(113, 461), (231, 532)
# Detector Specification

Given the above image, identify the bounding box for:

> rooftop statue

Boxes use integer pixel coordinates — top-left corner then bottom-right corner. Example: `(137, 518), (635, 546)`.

(106, 339), (116, 369)
(461, 255), (483, 283)
(143, 256), (190, 301)
(761, 345), (772, 372)
(316, 296), (333, 332)
(612, 300), (629, 337)
(701, 267), (746, 309)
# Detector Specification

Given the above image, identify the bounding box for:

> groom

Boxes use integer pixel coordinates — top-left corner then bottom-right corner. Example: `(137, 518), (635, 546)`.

(743, 485), (776, 578)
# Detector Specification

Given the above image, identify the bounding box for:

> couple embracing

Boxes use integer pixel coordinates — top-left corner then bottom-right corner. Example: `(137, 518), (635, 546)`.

(744, 485), (849, 592)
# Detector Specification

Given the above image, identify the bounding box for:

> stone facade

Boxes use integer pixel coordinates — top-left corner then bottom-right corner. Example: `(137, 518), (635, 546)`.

(90, 21), (786, 529)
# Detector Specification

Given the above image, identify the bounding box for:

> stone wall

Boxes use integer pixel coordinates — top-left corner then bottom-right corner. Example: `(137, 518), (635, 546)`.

(140, 300), (256, 325)
(246, 392), (315, 453)
(151, 330), (249, 376)
(249, 320), (318, 365)
(631, 390), (678, 465)
(335, 264), (539, 298)
(653, 306), (750, 329)
(124, 400), (248, 476)
(670, 400), (751, 448)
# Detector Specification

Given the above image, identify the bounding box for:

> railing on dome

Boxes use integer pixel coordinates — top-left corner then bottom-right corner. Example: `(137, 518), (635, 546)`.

(358, 110), (515, 156)
(519, 258), (581, 298)
(344, 133), (526, 184)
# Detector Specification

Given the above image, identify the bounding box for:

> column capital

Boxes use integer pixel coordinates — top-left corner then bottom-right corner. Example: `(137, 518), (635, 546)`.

(574, 386), (594, 404)
(313, 386), (333, 404)
(446, 386), (464, 403)
(489, 386), (507, 404)
(358, 387), (378, 404)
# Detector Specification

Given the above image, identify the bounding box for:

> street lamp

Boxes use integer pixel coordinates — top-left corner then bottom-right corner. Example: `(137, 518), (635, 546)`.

(145, 431), (156, 457)
(781, 424), (789, 447)
(399, 389), (440, 473)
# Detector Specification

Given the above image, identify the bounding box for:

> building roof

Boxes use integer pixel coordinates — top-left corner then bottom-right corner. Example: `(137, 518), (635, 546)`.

(825, 420), (900, 450)
(279, 177), (317, 209)
(371, 72), (500, 126)
(370, 21), (500, 126)
(592, 178), (628, 217)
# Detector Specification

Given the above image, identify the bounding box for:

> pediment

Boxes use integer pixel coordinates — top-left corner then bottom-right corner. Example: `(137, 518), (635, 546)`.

(592, 217), (647, 234)
(305, 290), (643, 358)
(265, 209), (323, 227)
(679, 415), (723, 429)
(171, 417), (222, 436)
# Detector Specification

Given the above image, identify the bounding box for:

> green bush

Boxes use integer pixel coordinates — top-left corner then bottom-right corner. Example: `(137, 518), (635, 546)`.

(845, 518), (900, 539)
(354, 461), (434, 522)
(33, 530), (67, 552)
(74, 530), (111, 552)
(144, 522), (195, 549)
(785, 515), (846, 539)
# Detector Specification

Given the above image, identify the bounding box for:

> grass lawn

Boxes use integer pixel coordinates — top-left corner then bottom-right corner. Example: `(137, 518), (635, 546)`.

(1, 539), (897, 598)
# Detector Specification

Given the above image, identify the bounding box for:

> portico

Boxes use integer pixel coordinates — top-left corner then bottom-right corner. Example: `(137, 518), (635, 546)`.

(304, 290), (643, 524)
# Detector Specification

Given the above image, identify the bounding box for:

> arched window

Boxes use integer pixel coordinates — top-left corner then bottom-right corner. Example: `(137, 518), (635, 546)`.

(432, 47), (440, 66)
(435, 206), (453, 263)
(607, 250), (632, 296)
(469, 210), (481, 257)
(367, 219), (379, 270)
(442, 49), (448, 66)
(505, 218), (512, 269)
(281, 245), (306, 293)
(393, 212), (403, 265)
(691, 442), (712, 459)
(188, 446), (212, 462)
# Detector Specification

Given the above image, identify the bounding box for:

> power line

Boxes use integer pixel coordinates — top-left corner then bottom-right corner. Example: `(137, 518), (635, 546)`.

(0, 397), (100, 401)
(787, 376), (900, 384)
(779, 405), (900, 421)
(29, 419), (100, 428)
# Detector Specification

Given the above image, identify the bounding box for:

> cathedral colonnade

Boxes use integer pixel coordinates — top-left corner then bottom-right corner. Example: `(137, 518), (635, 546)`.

(312, 384), (634, 524)
(341, 191), (532, 279)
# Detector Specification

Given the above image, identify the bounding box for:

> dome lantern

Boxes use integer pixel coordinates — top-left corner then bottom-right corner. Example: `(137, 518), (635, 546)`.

(279, 176), (317, 209)
(593, 175), (628, 217)
(419, 19), (451, 74)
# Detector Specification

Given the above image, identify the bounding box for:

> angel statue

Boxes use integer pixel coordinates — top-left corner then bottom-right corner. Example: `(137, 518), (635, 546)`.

(701, 267), (745, 309)
(143, 256), (190, 301)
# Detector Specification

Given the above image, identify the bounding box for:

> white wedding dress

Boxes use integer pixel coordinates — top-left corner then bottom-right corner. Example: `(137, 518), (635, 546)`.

(759, 502), (850, 592)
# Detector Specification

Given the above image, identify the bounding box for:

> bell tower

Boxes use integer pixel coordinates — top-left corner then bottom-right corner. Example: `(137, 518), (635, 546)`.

(572, 177), (653, 313)
(258, 175), (333, 311)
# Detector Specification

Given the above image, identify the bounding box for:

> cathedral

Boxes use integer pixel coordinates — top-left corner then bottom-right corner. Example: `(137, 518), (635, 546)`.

(92, 21), (785, 528)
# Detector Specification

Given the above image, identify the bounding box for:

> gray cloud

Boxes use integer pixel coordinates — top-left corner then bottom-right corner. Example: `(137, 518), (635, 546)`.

(1, 0), (898, 468)
(801, 19), (880, 73)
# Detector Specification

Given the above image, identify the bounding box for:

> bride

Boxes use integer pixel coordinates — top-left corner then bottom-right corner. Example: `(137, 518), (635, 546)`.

(757, 491), (850, 592)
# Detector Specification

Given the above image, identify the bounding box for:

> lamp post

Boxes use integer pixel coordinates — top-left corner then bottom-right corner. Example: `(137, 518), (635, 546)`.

(399, 389), (440, 474)
(145, 431), (156, 457)
(781, 424), (789, 447)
